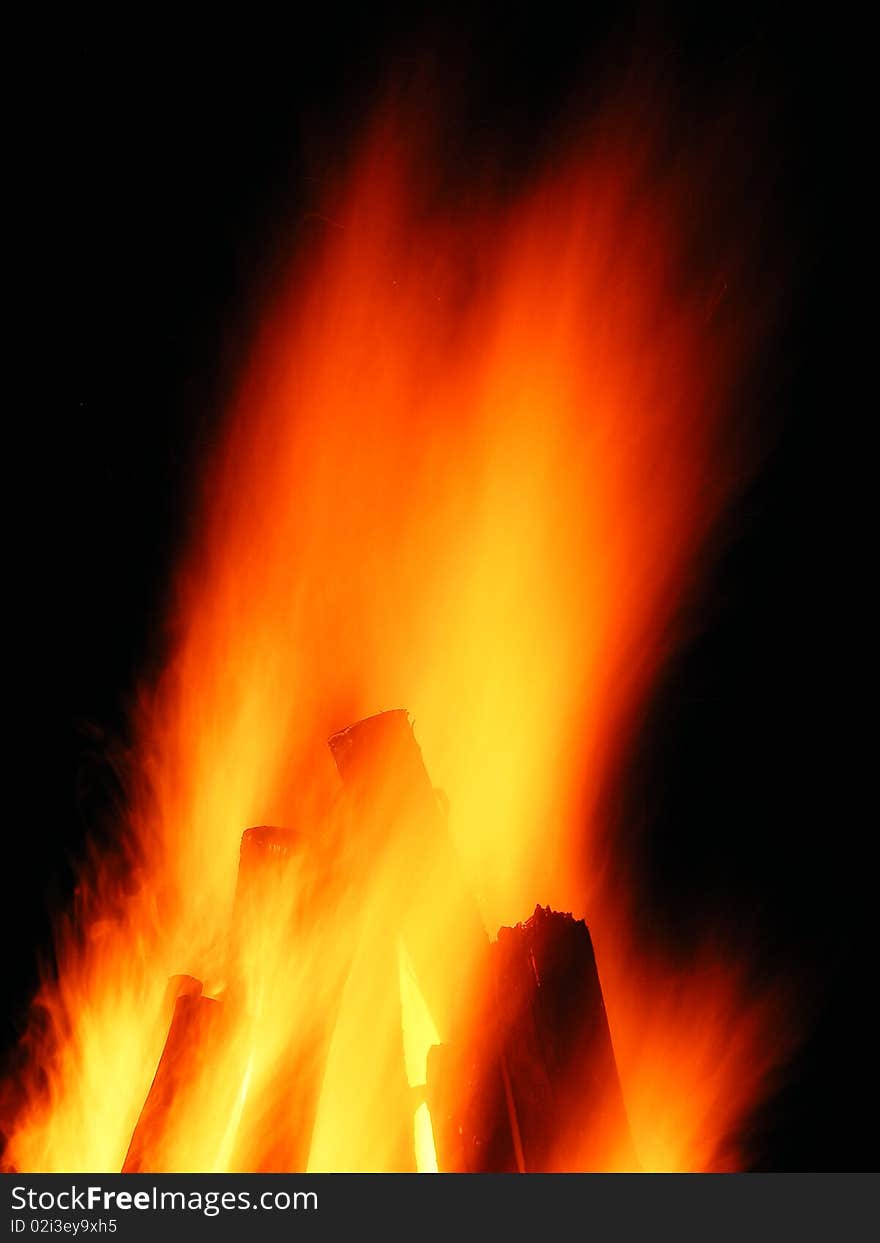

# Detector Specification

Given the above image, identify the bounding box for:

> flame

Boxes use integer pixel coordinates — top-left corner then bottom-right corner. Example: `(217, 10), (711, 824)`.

(398, 943), (440, 1174)
(4, 96), (791, 1172)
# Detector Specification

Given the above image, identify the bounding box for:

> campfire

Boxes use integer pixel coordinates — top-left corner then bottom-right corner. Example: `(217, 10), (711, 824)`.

(3, 100), (788, 1174)
(120, 709), (633, 1173)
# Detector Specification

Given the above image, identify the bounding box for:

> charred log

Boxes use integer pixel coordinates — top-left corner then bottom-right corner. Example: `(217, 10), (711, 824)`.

(426, 906), (636, 1171)
(425, 1041), (519, 1172)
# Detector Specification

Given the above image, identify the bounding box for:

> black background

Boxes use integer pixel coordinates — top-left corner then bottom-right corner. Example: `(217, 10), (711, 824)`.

(7, 3), (872, 1170)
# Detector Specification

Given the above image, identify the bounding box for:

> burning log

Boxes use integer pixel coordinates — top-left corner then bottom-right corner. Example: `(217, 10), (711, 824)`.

(426, 906), (636, 1171)
(325, 709), (492, 1170)
(494, 905), (635, 1170)
(235, 824), (306, 888)
(425, 1040), (520, 1172)
(161, 973), (202, 1013)
(328, 709), (489, 1044)
(122, 982), (224, 1173)
(227, 825), (334, 1172)
(228, 825), (309, 977)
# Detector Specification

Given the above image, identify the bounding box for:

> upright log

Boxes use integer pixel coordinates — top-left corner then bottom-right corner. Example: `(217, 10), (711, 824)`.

(493, 905), (635, 1170)
(122, 983), (224, 1173)
(227, 826), (333, 1172)
(426, 906), (637, 1171)
(328, 709), (488, 1044)
(425, 1040), (519, 1172)
(228, 825), (309, 983)
(327, 710), (494, 1169)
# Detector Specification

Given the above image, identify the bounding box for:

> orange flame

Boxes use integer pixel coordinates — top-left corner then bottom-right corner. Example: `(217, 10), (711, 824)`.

(5, 97), (792, 1172)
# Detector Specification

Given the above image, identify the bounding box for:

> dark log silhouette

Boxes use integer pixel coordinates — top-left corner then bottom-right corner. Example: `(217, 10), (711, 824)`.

(427, 906), (636, 1171)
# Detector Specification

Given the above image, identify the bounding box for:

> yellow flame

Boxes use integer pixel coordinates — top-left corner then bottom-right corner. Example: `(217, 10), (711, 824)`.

(4, 99), (792, 1173)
